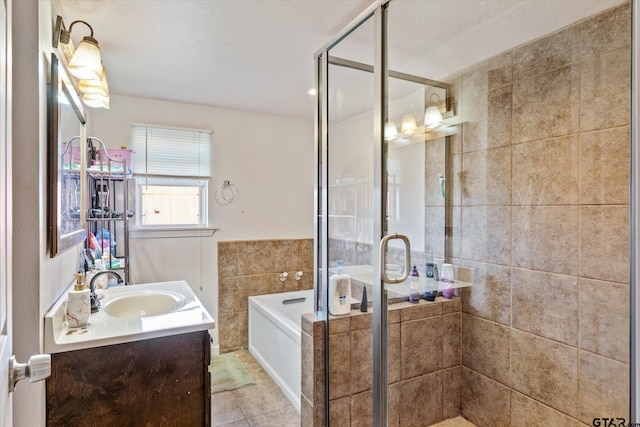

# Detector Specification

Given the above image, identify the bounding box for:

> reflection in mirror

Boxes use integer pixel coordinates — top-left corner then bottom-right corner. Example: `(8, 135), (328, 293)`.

(49, 53), (87, 257)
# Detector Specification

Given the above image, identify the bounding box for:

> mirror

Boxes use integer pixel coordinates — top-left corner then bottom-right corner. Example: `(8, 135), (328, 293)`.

(48, 52), (87, 257)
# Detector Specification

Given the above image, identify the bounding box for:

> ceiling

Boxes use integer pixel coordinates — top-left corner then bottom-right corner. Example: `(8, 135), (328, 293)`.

(59, 0), (624, 120)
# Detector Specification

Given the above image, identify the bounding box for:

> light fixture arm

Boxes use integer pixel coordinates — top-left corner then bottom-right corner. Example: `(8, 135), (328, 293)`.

(59, 20), (98, 46)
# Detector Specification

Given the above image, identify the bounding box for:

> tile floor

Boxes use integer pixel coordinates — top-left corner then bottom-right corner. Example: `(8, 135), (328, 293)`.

(210, 351), (475, 427)
(211, 350), (300, 427)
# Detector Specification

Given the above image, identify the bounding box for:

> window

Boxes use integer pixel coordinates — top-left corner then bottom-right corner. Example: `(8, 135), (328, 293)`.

(131, 124), (211, 231)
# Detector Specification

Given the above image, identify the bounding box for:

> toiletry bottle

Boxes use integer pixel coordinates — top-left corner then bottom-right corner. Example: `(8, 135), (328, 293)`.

(360, 286), (368, 313)
(409, 265), (420, 303)
(440, 263), (455, 299)
(66, 273), (90, 328)
(424, 263), (438, 301)
(328, 260), (351, 316)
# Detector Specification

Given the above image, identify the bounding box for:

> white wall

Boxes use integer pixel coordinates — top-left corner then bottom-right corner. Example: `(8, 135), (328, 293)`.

(12, 1), (83, 426)
(90, 94), (314, 347)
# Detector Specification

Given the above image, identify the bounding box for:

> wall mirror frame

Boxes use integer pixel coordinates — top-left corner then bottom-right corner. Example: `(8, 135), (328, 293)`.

(48, 40), (87, 257)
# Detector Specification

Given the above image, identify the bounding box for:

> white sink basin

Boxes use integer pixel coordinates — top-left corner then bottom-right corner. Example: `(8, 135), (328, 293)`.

(44, 281), (215, 353)
(103, 291), (186, 318)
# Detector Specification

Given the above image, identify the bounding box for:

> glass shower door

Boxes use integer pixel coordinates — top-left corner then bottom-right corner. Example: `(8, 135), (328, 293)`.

(316, 2), (459, 425)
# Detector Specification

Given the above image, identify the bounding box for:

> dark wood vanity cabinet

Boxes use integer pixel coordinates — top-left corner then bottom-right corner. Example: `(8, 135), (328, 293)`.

(46, 330), (211, 426)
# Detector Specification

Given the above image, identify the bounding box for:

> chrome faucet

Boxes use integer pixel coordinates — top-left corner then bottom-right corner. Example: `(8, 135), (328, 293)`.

(89, 270), (124, 312)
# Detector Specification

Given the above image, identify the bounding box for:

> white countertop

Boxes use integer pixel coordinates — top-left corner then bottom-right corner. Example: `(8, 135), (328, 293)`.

(44, 280), (215, 354)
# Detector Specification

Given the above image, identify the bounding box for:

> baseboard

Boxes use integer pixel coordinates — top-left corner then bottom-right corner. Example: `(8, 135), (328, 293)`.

(210, 344), (220, 356)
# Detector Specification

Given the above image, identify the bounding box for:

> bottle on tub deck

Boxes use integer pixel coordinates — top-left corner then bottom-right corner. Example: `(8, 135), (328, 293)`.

(440, 263), (455, 299)
(329, 260), (352, 316)
(409, 265), (420, 304)
(66, 273), (90, 328)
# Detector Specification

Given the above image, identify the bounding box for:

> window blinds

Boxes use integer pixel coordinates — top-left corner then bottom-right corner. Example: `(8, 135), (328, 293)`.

(131, 124), (211, 178)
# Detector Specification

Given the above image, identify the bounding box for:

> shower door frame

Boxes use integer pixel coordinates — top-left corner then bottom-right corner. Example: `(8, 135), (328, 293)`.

(313, 1), (412, 425)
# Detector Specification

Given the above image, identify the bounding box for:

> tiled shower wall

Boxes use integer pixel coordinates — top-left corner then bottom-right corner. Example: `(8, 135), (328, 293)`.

(451, 3), (630, 425)
(301, 297), (463, 426)
(217, 238), (314, 353)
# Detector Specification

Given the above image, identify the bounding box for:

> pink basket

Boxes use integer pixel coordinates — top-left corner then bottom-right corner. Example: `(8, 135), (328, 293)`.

(96, 148), (134, 167)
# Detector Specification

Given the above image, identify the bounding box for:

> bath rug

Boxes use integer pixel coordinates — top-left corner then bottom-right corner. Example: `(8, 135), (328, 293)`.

(209, 352), (255, 393)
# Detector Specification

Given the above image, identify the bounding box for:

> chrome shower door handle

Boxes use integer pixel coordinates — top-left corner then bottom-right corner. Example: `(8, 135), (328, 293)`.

(379, 233), (411, 284)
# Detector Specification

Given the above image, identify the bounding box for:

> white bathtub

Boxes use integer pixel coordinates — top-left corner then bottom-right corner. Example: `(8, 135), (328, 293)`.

(248, 289), (313, 412)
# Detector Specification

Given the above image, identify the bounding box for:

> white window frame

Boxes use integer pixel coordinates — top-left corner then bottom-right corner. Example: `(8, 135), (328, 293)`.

(129, 124), (216, 239)
(134, 177), (209, 228)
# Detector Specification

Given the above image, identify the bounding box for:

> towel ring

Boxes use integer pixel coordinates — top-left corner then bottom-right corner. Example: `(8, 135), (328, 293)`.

(215, 180), (238, 205)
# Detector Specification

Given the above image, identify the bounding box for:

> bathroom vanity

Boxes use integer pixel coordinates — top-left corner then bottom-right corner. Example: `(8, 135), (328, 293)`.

(44, 281), (215, 426)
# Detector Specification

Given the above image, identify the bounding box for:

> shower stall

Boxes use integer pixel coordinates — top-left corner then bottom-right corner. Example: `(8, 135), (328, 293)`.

(310, 0), (634, 425)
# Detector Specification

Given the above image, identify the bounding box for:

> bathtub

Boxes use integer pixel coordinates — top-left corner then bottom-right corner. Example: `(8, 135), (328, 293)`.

(248, 289), (314, 412)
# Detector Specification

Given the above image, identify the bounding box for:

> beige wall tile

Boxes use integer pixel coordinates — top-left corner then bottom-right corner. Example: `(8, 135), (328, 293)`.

(462, 314), (510, 385)
(350, 328), (372, 394)
(512, 64), (580, 143)
(581, 2), (630, 60)
(388, 323), (401, 384)
(461, 367), (510, 427)
(329, 316), (351, 335)
(451, 153), (462, 208)
(511, 330), (578, 417)
(328, 333), (351, 400)
(329, 396), (351, 427)
(401, 317), (442, 379)
(351, 390), (373, 427)
(442, 297), (462, 314)
(512, 268), (578, 346)
(218, 277), (239, 314)
(218, 312), (242, 351)
(442, 366), (462, 419)
(512, 135), (579, 205)
(301, 331), (315, 402)
(512, 206), (579, 275)
(461, 53), (513, 153)
(218, 241), (239, 278)
(580, 206), (629, 283)
(425, 206), (446, 259)
(442, 313), (461, 369)
(400, 300), (442, 322)
(578, 351), (629, 424)
(460, 206), (511, 265)
(511, 391), (580, 427)
(388, 382), (401, 427)
(461, 261), (511, 325)
(461, 146), (511, 206)
(301, 238), (315, 271)
(237, 240), (274, 276)
(581, 127), (630, 205)
(579, 278), (630, 363)
(400, 372), (443, 427)
(513, 26), (580, 80)
(273, 239), (306, 272)
(581, 47), (631, 132)
(425, 137), (447, 207)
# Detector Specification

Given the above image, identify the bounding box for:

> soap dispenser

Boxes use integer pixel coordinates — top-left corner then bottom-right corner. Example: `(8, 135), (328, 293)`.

(66, 273), (90, 328)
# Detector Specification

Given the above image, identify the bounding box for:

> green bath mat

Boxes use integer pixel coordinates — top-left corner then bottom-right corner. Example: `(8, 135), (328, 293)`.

(209, 353), (255, 393)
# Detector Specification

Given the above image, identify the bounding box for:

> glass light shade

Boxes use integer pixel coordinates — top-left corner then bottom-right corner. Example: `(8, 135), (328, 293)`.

(384, 122), (398, 141)
(82, 93), (109, 109)
(68, 37), (102, 81)
(78, 65), (108, 97)
(400, 114), (417, 135)
(424, 105), (444, 129)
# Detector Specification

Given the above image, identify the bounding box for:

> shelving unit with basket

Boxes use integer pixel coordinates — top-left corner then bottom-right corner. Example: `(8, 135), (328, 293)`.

(84, 137), (133, 285)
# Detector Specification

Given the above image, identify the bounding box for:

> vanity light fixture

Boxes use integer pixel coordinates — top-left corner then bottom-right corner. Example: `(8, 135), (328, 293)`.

(56, 17), (110, 109)
(60, 20), (103, 81)
(384, 121), (398, 141)
(400, 114), (417, 135)
(424, 93), (444, 130)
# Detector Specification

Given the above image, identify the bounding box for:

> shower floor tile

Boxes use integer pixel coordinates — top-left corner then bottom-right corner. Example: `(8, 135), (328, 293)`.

(212, 350), (300, 427)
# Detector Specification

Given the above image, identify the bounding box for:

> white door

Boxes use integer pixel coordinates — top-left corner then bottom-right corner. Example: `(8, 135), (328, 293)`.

(0, 0), (12, 425)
